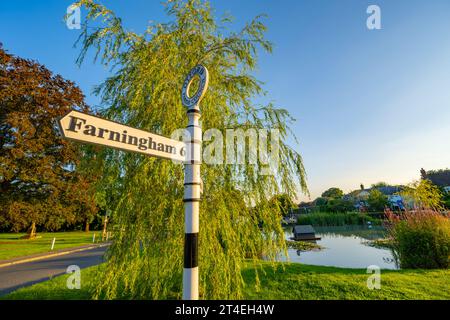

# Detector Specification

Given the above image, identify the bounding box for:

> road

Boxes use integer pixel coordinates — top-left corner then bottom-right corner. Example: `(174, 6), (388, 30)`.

(0, 246), (108, 296)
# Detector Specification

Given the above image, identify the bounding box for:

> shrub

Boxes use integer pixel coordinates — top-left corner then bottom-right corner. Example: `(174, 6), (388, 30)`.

(297, 212), (381, 226)
(401, 179), (444, 211)
(442, 192), (450, 210)
(386, 209), (450, 269)
(325, 198), (355, 213)
(367, 189), (388, 211)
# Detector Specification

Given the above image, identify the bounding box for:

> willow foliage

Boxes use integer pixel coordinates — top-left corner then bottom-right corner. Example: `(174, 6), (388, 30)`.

(74, 0), (308, 299)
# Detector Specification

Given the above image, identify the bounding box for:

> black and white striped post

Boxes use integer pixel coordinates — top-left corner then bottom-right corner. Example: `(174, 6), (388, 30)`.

(181, 65), (209, 300)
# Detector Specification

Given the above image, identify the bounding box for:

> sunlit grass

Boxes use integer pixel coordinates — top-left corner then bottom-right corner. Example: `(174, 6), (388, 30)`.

(3, 262), (449, 300)
(0, 231), (104, 260)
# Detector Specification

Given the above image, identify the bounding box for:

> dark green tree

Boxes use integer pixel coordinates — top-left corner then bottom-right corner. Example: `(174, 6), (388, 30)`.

(313, 197), (328, 212)
(321, 187), (344, 199)
(371, 182), (389, 188)
(421, 168), (450, 187)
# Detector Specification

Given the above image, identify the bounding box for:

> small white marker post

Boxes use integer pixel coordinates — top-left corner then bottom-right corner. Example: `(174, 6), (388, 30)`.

(181, 65), (209, 300)
(92, 233), (96, 243)
(51, 237), (56, 250)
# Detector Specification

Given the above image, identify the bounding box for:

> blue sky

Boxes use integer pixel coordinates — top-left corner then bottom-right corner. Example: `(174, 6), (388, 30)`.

(1, 0), (449, 200)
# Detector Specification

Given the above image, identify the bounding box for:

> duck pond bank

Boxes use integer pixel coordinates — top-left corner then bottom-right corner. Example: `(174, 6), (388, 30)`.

(282, 225), (398, 270)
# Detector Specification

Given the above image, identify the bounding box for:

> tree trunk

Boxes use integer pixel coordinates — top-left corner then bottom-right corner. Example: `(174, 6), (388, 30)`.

(102, 217), (108, 241)
(25, 222), (37, 239)
(85, 220), (90, 232)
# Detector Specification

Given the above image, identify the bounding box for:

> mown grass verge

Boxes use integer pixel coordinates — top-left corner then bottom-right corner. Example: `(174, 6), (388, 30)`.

(3, 262), (449, 300)
(0, 231), (105, 260)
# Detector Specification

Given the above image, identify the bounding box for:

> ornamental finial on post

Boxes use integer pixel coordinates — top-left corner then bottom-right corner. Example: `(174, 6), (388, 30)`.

(181, 65), (209, 109)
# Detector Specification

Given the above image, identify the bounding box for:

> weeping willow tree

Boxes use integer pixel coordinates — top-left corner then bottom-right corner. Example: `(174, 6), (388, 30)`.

(73, 0), (308, 299)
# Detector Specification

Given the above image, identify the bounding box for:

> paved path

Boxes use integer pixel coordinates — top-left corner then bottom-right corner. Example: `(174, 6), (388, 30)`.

(0, 246), (108, 296)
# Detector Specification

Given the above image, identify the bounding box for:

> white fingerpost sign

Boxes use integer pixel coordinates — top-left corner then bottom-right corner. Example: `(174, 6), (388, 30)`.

(57, 65), (209, 301)
(58, 110), (186, 162)
(181, 64), (209, 300)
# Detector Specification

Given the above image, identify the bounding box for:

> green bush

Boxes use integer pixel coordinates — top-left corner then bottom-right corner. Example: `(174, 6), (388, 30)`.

(387, 210), (450, 269)
(367, 189), (388, 211)
(443, 192), (450, 209)
(325, 198), (355, 213)
(297, 212), (381, 226)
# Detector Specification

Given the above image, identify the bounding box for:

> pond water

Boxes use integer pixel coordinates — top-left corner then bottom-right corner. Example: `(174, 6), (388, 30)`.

(282, 225), (399, 270)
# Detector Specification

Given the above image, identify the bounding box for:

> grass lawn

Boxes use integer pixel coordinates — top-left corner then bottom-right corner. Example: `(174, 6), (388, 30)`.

(3, 262), (449, 300)
(0, 231), (105, 260)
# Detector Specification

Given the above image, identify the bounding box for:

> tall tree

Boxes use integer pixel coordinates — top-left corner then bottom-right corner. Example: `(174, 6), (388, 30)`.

(321, 187), (344, 199)
(420, 168), (427, 180)
(74, 0), (307, 299)
(0, 46), (98, 237)
(371, 182), (388, 188)
(421, 168), (450, 187)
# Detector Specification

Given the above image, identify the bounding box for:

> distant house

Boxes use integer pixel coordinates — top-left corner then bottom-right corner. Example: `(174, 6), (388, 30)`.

(387, 194), (405, 210)
(356, 190), (370, 200)
(377, 186), (402, 196)
(376, 186), (405, 210)
(344, 185), (405, 211)
(342, 189), (369, 211)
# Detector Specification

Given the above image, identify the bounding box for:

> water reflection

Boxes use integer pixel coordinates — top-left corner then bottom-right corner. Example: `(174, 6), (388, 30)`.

(282, 225), (399, 270)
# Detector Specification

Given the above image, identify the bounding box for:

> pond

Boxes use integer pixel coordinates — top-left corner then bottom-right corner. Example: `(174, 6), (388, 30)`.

(282, 225), (399, 270)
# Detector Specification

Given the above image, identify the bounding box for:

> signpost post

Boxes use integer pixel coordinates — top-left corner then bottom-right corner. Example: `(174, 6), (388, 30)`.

(181, 65), (209, 300)
(57, 65), (209, 300)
